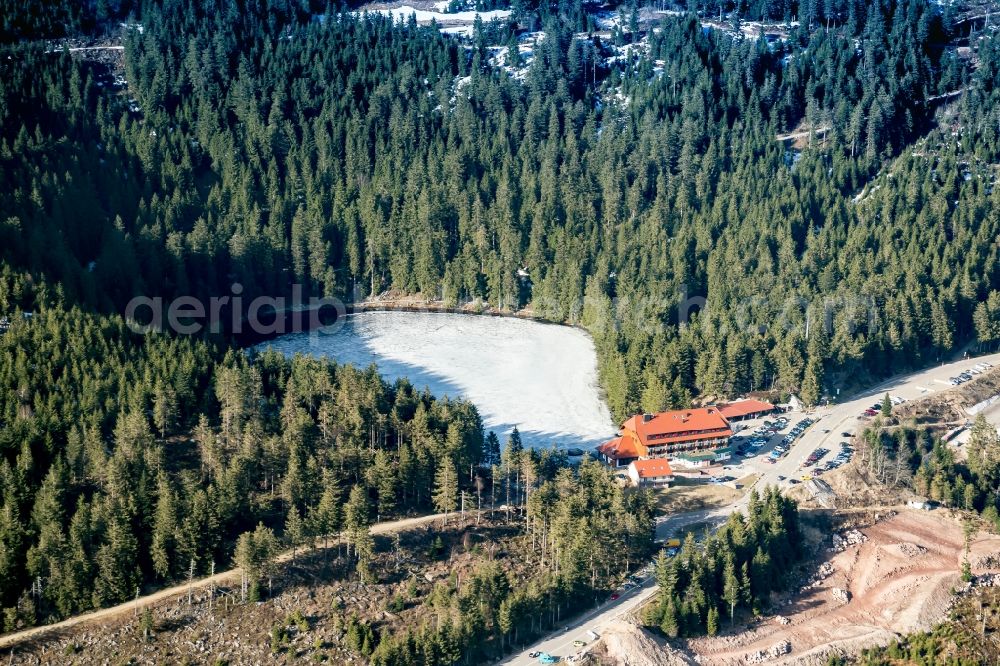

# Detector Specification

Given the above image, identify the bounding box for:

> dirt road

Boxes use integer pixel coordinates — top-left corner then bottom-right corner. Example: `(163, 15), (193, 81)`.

(688, 508), (1000, 664)
(0, 512), (447, 650)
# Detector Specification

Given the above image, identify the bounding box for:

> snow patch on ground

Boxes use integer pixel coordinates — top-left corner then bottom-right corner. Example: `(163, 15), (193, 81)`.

(440, 25), (474, 36)
(361, 5), (511, 23)
(486, 32), (543, 79)
(256, 311), (616, 448)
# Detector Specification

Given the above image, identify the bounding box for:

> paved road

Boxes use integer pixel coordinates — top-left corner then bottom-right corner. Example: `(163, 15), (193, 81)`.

(498, 574), (658, 666)
(726, 351), (1000, 503)
(0, 512), (450, 650)
(778, 351), (1000, 483)
(504, 352), (1000, 665)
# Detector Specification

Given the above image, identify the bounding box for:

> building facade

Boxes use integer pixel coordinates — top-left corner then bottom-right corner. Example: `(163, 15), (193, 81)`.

(597, 407), (733, 468)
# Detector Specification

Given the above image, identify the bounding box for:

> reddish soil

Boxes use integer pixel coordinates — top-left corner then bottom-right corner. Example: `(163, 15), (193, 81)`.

(686, 509), (1000, 665)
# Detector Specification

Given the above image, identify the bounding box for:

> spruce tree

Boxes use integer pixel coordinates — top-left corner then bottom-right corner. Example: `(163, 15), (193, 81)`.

(433, 458), (460, 525)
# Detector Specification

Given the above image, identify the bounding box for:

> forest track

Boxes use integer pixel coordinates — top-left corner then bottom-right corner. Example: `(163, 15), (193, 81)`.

(0, 511), (449, 651)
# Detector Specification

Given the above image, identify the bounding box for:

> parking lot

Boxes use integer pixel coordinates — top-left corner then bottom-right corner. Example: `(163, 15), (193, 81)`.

(723, 357), (1000, 490)
(714, 410), (856, 487)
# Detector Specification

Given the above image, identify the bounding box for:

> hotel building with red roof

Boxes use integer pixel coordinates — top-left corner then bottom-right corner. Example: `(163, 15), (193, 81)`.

(597, 406), (734, 468)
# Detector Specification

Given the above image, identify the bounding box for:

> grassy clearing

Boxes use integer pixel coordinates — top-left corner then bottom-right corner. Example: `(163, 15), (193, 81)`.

(655, 474), (759, 514)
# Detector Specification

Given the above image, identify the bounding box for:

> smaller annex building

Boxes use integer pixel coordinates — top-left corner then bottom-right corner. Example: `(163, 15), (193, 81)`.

(717, 398), (775, 422)
(597, 406), (733, 468)
(627, 459), (674, 487)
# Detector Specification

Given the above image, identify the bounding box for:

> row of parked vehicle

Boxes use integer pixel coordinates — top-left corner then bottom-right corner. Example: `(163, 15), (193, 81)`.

(763, 417), (815, 463)
(949, 362), (993, 385)
(783, 418), (814, 444)
(804, 447), (830, 466)
(824, 442), (854, 471)
(803, 437), (854, 475)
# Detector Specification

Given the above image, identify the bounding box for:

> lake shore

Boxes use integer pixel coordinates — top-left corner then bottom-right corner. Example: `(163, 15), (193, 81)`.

(253, 310), (616, 449)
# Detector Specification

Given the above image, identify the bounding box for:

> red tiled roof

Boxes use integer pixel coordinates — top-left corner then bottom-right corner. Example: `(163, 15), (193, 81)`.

(718, 399), (774, 419)
(623, 408), (732, 447)
(630, 459), (674, 478)
(597, 435), (642, 461)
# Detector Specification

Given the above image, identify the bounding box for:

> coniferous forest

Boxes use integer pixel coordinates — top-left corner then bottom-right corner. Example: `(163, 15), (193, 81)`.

(4, 0), (1000, 419)
(2, 0), (1000, 650)
(643, 488), (803, 637)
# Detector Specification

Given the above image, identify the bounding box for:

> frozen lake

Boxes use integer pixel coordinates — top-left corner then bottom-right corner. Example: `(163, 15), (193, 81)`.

(255, 311), (616, 448)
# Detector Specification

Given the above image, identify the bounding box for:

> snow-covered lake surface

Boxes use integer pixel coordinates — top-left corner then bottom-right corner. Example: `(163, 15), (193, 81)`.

(255, 311), (616, 449)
